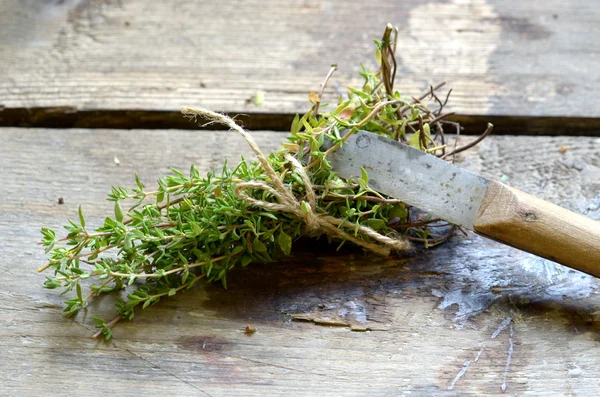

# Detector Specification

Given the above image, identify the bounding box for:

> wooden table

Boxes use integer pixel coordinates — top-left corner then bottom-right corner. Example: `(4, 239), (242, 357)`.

(1, 1), (599, 396)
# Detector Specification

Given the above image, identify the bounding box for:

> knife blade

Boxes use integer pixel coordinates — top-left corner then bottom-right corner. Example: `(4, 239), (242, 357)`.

(327, 130), (600, 276)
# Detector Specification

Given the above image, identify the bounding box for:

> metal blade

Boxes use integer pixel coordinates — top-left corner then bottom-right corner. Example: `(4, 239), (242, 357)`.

(327, 130), (490, 229)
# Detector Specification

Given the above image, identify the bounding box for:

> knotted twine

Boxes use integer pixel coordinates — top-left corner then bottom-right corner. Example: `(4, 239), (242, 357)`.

(181, 107), (410, 256)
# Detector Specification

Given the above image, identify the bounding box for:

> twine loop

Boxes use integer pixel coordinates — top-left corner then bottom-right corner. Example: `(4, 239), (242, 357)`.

(181, 107), (410, 256)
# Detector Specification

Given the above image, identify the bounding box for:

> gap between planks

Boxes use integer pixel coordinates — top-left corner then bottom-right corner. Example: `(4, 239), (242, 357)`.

(1, 108), (600, 136)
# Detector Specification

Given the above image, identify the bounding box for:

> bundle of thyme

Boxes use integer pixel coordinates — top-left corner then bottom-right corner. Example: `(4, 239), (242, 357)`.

(39, 25), (491, 339)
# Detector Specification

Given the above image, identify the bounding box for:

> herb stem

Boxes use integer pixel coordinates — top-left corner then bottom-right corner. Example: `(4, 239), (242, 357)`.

(92, 315), (122, 338)
(313, 64), (338, 117)
(107, 255), (229, 278)
(58, 222), (177, 241)
(442, 123), (494, 159)
(85, 277), (115, 301)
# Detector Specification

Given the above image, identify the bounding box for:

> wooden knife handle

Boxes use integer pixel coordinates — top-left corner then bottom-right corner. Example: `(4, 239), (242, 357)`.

(473, 181), (600, 277)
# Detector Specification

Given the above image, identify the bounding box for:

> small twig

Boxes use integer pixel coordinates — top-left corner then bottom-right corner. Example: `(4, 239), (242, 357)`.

(427, 112), (455, 125)
(412, 95), (432, 110)
(92, 315), (122, 339)
(123, 197), (186, 226)
(311, 184), (358, 191)
(442, 123), (494, 159)
(434, 122), (446, 157)
(425, 144), (447, 154)
(406, 122), (418, 135)
(37, 243), (117, 273)
(409, 98), (454, 125)
(85, 277), (115, 301)
(399, 82), (446, 115)
(405, 225), (458, 246)
(430, 86), (453, 116)
(456, 226), (469, 237)
(313, 64), (338, 117)
(380, 23), (398, 97)
(439, 89), (452, 115)
(391, 219), (444, 228)
(57, 222), (177, 242)
(418, 115), (427, 149)
(108, 258), (224, 279)
(440, 120), (462, 163)
(390, 27), (399, 90)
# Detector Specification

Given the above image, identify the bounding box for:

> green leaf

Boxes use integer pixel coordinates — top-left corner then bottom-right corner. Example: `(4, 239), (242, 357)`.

(177, 251), (189, 266)
(409, 130), (421, 149)
(190, 164), (200, 179)
(360, 167), (369, 184)
(231, 245), (244, 255)
(240, 254), (253, 267)
(170, 168), (185, 178)
(390, 204), (407, 220)
(123, 233), (133, 252)
(92, 318), (113, 340)
(76, 283), (83, 302)
(277, 231), (292, 255)
(423, 122), (431, 138)
(78, 205), (85, 228)
(142, 299), (153, 309)
(181, 269), (190, 283)
(43, 277), (62, 289)
(252, 238), (267, 253)
(41, 227), (57, 253)
(191, 223), (203, 236)
(135, 173), (144, 190)
(366, 219), (385, 230)
(114, 201), (124, 223)
(290, 114), (300, 135)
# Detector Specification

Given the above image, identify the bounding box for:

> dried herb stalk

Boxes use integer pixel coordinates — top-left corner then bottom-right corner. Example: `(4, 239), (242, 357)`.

(39, 25), (491, 339)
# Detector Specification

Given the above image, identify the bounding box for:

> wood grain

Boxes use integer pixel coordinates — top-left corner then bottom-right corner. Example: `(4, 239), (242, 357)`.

(474, 181), (600, 276)
(1, 0), (600, 132)
(1, 128), (599, 395)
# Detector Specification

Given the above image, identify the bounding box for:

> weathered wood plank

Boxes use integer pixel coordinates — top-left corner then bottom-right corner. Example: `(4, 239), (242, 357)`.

(1, 0), (600, 132)
(1, 128), (599, 395)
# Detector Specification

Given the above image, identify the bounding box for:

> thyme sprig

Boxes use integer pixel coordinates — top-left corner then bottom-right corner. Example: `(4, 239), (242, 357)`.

(39, 25), (492, 339)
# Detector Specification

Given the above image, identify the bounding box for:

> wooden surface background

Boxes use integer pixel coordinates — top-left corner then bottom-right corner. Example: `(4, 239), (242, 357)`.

(1, 0), (600, 133)
(1, 0), (600, 396)
(2, 129), (599, 396)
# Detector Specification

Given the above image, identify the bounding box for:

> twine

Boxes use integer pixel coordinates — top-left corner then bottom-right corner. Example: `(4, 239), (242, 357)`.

(181, 107), (410, 256)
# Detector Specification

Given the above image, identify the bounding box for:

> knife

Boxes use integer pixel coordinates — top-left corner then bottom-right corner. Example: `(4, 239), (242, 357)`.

(327, 130), (600, 277)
